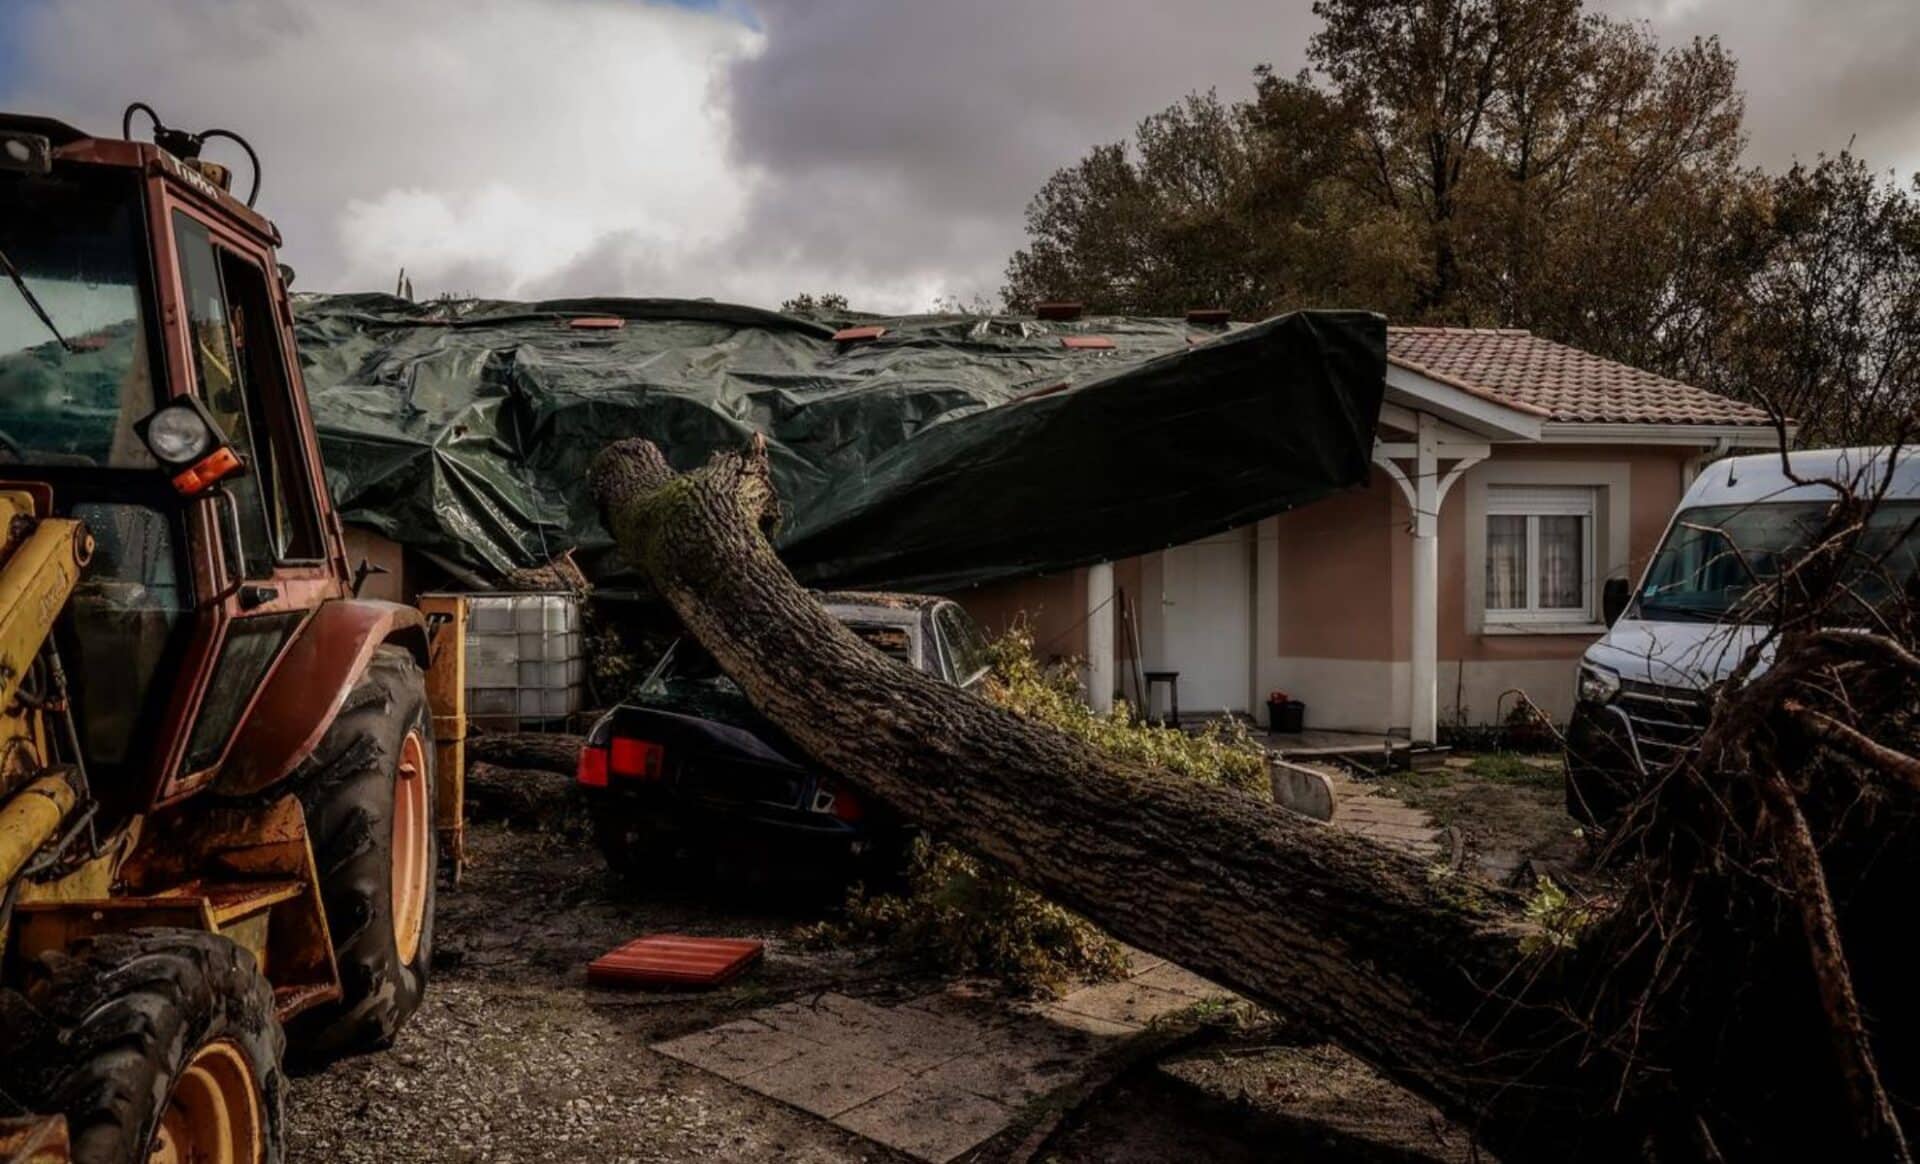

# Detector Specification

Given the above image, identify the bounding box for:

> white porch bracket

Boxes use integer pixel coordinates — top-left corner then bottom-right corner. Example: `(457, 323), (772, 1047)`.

(1372, 413), (1489, 743)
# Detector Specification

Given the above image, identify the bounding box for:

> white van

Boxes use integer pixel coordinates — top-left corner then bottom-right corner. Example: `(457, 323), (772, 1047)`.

(1565, 446), (1920, 823)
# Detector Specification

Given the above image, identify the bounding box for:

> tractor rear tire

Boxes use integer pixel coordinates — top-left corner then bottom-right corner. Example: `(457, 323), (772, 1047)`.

(0, 927), (285, 1164)
(285, 644), (436, 1061)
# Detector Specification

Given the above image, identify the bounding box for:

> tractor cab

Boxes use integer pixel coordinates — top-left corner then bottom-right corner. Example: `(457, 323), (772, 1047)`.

(0, 109), (350, 820)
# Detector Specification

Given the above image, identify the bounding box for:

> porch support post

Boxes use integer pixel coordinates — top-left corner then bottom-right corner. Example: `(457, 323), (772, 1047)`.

(1410, 414), (1440, 744)
(1086, 561), (1115, 714)
(1375, 415), (1490, 744)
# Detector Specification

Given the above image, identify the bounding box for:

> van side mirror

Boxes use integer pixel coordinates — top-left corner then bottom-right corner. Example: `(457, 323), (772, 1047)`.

(1602, 577), (1631, 627)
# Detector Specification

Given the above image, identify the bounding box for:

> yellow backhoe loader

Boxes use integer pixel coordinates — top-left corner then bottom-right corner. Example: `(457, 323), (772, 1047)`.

(0, 105), (467, 1164)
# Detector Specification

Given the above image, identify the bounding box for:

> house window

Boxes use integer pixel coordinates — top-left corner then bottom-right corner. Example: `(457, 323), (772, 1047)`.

(1486, 486), (1595, 622)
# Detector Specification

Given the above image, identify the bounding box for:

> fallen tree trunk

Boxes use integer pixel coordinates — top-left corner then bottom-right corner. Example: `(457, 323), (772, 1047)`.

(588, 438), (1610, 1157)
(589, 437), (1919, 1160)
(468, 732), (585, 776)
(464, 762), (578, 828)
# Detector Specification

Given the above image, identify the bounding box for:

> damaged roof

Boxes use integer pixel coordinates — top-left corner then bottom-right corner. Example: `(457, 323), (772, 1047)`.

(294, 294), (1386, 592)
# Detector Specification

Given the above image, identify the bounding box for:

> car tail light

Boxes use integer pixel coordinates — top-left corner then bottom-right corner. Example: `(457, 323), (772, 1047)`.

(812, 778), (864, 822)
(610, 737), (666, 781)
(576, 744), (609, 788)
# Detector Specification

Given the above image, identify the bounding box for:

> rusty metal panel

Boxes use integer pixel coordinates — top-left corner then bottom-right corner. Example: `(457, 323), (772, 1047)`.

(212, 598), (426, 798)
(112, 795), (341, 1018)
(0, 1114), (69, 1164)
(419, 593), (467, 877)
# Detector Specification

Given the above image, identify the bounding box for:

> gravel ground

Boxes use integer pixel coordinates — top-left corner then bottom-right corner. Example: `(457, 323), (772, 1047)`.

(287, 811), (1478, 1162)
(288, 819), (919, 1163)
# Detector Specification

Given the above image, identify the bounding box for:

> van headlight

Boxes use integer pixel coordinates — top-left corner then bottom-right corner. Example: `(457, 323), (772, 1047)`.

(1577, 662), (1620, 706)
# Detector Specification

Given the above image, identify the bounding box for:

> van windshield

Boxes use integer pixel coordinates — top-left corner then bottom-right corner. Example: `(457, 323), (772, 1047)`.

(1637, 500), (1920, 623)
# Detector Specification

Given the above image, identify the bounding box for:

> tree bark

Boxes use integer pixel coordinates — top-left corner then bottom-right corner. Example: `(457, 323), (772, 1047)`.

(464, 762), (579, 829)
(468, 732), (585, 776)
(588, 438), (1634, 1160)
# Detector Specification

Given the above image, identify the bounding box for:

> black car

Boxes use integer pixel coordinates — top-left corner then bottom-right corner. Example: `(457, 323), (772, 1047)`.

(575, 592), (992, 889)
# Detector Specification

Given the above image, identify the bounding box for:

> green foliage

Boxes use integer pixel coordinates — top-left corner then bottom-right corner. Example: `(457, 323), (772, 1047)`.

(1463, 752), (1560, 786)
(980, 624), (1272, 797)
(801, 837), (1131, 996)
(1519, 876), (1592, 954)
(801, 623), (1272, 995)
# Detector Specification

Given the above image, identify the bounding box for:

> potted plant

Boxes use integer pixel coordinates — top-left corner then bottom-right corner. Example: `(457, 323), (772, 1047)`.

(1267, 689), (1305, 734)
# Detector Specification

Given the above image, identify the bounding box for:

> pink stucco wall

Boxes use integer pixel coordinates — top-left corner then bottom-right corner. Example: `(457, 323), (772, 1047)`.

(951, 555), (1144, 665)
(1275, 443), (1690, 664)
(954, 442), (1695, 675)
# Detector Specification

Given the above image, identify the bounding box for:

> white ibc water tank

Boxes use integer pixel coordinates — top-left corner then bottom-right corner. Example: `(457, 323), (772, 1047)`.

(463, 592), (585, 730)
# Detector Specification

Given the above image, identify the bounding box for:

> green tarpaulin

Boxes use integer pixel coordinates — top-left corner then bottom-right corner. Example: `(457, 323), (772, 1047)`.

(295, 295), (1386, 593)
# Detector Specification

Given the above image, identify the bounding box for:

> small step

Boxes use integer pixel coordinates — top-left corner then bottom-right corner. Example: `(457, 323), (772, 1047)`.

(151, 879), (306, 926)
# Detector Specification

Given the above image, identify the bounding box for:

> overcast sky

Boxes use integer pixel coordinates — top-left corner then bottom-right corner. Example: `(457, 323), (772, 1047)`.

(4, 0), (1915, 313)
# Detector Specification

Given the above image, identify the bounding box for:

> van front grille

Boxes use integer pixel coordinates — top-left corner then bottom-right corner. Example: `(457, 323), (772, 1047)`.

(1615, 679), (1713, 769)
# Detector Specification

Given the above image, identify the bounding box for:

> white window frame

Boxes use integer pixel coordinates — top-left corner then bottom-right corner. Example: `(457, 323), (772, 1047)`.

(1485, 486), (1596, 623)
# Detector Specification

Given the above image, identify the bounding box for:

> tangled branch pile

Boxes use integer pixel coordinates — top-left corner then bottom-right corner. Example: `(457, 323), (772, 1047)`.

(1558, 469), (1920, 1158)
(802, 625), (1271, 994)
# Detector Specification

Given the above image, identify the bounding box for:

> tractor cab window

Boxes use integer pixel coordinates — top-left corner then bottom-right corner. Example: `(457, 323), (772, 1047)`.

(172, 213), (323, 576)
(0, 169), (161, 468)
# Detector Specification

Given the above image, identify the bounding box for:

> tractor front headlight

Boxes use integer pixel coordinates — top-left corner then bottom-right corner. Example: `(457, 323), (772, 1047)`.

(134, 398), (245, 495)
(141, 403), (215, 466)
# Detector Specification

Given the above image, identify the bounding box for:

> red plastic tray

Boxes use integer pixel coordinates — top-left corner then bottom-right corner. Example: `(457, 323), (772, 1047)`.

(587, 934), (765, 990)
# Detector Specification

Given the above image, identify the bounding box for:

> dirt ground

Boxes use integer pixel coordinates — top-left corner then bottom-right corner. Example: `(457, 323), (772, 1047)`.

(1373, 751), (1584, 884)
(1044, 1036), (1475, 1163)
(288, 807), (1473, 1162)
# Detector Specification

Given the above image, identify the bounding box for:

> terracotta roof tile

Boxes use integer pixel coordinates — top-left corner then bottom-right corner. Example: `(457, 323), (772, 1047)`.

(1386, 328), (1772, 427)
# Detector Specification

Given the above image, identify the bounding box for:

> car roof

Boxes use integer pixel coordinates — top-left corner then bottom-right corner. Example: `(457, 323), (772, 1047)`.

(1681, 446), (1920, 509)
(813, 590), (945, 611)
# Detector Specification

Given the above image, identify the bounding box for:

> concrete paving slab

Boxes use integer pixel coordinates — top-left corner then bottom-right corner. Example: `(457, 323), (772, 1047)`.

(1035, 1001), (1156, 1039)
(754, 993), (906, 1043)
(1130, 962), (1226, 1002)
(1116, 944), (1167, 977)
(655, 966), (1221, 1160)
(913, 1042), (1083, 1106)
(651, 1018), (821, 1080)
(735, 1043), (913, 1119)
(757, 993), (982, 1073)
(836, 1079), (1014, 1164)
(1046, 978), (1198, 1029)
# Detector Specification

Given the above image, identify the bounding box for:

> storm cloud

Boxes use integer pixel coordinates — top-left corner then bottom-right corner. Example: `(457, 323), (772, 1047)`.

(3, 0), (1912, 312)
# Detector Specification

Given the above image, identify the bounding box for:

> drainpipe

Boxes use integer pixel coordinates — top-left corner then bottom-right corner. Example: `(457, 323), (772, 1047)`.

(1086, 561), (1115, 714)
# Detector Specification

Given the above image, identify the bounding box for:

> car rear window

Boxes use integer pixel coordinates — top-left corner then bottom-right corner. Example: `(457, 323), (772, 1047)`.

(846, 622), (914, 664)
